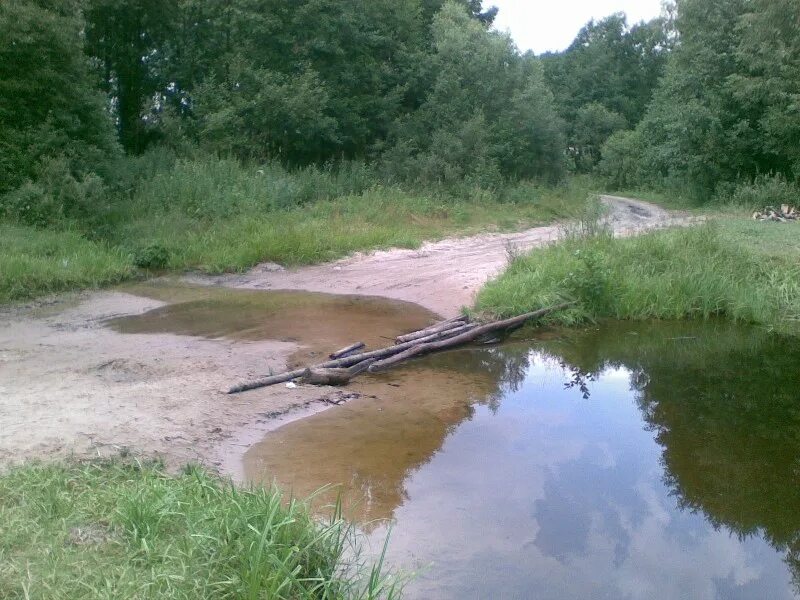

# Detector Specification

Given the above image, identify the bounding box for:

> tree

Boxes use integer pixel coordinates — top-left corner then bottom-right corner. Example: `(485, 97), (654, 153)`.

(0, 1), (117, 196)
(542, 12), (672, 172)
(571, 102), (627, 172)
(384, 1), (565, 185)
(84, 0), (180, 153)
(733, 0), (800, 178)
(608, 0), (795, 197)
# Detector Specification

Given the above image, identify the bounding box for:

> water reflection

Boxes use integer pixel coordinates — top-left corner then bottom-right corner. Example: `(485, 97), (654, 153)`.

(245, 320), (800, 599)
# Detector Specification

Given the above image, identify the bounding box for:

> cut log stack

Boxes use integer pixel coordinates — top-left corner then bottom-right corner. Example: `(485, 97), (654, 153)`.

(226, 301), (575, 394)
(752, 205), (798, 222)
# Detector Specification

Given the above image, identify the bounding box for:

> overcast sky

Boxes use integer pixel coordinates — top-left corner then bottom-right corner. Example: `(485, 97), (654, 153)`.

(490, 0), (664, 54)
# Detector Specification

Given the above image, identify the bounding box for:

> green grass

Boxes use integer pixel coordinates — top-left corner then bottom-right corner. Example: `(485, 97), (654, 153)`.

(0, 459), (400, 599)
(0, 225), (133, 303)
(122, 184), (590, 273)
(476, 218), (800, 333)
(1, 157), (597, 301)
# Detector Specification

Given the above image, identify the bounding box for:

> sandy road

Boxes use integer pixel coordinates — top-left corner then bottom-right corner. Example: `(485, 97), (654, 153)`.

(191, 196), (696, 316)
(0, 196), (697, 471)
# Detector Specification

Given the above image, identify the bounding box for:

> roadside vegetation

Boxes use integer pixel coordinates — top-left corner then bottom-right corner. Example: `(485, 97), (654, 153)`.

(0, 161), (596, 302)
(0, 458), (400, 600)
(477, 217), (800, 333)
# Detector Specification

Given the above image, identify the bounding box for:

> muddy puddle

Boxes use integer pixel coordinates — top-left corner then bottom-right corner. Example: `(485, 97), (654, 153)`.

(107, 281), (439, 365)
(242, 320), (800, 600)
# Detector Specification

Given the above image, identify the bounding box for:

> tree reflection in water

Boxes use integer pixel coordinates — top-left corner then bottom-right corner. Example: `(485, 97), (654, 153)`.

(534, 320), (800, 593)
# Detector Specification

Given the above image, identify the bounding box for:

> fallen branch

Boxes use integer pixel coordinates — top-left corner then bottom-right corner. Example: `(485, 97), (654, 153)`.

(369, 302), (576, 372)
(226, 323), (476, 393)
(395, 315), (468, 344)
(300, 358), (377, 386)
(329, 342), (365, 360)
(226, 302), (573, 393)
(321, 323), (479, 368)
(227, 368), (308, 393)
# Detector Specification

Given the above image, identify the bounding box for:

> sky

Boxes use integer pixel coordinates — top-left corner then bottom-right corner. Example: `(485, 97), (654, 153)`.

(489, 0), (664, 54)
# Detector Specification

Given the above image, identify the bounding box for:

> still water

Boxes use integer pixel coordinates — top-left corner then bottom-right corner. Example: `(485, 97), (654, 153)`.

(244, 321), (800, 600)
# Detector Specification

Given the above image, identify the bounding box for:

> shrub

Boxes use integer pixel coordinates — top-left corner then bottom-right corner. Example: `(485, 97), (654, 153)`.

(718, 174), (800, 210)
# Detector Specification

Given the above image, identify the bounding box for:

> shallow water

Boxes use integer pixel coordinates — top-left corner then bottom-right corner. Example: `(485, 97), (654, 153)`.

(244, 320), (800, 600)
(107, 282), (439, 364)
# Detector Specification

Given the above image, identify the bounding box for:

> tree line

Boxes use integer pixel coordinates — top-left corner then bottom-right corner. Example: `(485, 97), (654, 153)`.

(1, 0), (798, 228)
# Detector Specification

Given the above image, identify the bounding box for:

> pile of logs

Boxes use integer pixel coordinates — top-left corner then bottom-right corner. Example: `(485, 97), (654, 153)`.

(752, 205), (798, 222)
(227, 302), (574, 393)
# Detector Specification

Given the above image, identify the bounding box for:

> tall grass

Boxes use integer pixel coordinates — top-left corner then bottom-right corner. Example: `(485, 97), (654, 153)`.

(0, 459), (401, 599)
(112, 158), (596, 270)
(476, 219), (800, 332)
(0, 154), (597, 301)
(0, 224), (133, 302)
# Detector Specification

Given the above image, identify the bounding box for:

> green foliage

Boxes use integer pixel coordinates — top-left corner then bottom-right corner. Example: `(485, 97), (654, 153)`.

(597, 129), (646, 189)
(606, 0), (800, 199)
(0, 157), (593, 302)
(717, 175), (800, 211)
(0, 459), (401, 599)
(542, 11), (673, 171)
(0, 224), (133, 302)
(383, 2), (566, 185)
(1, 157), (110, 228)
(132, 243), (171, 270)
(477, 220), (800, 331)
(0, 1), (118, 195)
(84, 0), (180, 153)
(571, 102), (628, 172)
(112, 159), (592, 272)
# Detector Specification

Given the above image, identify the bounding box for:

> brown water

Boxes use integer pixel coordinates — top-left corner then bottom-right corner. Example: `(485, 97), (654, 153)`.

(243, 320), (800, 600)
(108, 282), (440, 365)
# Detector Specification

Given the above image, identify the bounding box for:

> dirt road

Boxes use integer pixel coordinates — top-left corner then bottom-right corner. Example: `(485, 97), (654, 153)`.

(192, 195), (692, 317)
(0, 196), (696, 471)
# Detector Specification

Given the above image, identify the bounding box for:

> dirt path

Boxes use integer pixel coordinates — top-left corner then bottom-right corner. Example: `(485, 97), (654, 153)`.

(188, 196), (694, 316)
(0, 196), (696, 471)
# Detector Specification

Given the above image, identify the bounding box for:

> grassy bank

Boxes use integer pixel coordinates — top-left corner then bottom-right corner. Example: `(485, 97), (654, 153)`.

(0, 225), (133, 303)
(0, 459), (399, 599)
(1, 156), (597, 303)
(476, 218), (800, 332)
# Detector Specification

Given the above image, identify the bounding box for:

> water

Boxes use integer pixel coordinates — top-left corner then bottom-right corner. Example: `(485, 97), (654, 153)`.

(243, 320), (800, 600)
(107, 282), (439, 365)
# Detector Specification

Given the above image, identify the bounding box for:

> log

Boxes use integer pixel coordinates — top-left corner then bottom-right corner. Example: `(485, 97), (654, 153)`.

(320, 323), (479, 368)
(227, 322), (478, 393)
(300, 358), (377, 386)
(227, 368), (308, 393)
(329, 342), (366, 360)
(369, 302), (575, 372)
(395, 317), (468, 344)
(226, 303), (573, 394)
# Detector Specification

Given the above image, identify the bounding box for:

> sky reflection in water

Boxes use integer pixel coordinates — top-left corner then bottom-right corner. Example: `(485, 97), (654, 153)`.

(245, 321), (800, 600)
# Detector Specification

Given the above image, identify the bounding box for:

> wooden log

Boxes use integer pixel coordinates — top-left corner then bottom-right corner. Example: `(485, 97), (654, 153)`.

(226, 304), (573, 394)
(321, 323), (479, 368)
(227, 322), (479, 393)
(395, 317), (468, 344)
(227, 368), (308, 393)
(369, 302), (576, 372)
(329, 342), (366, 360)
(300, 358), (377, 386)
